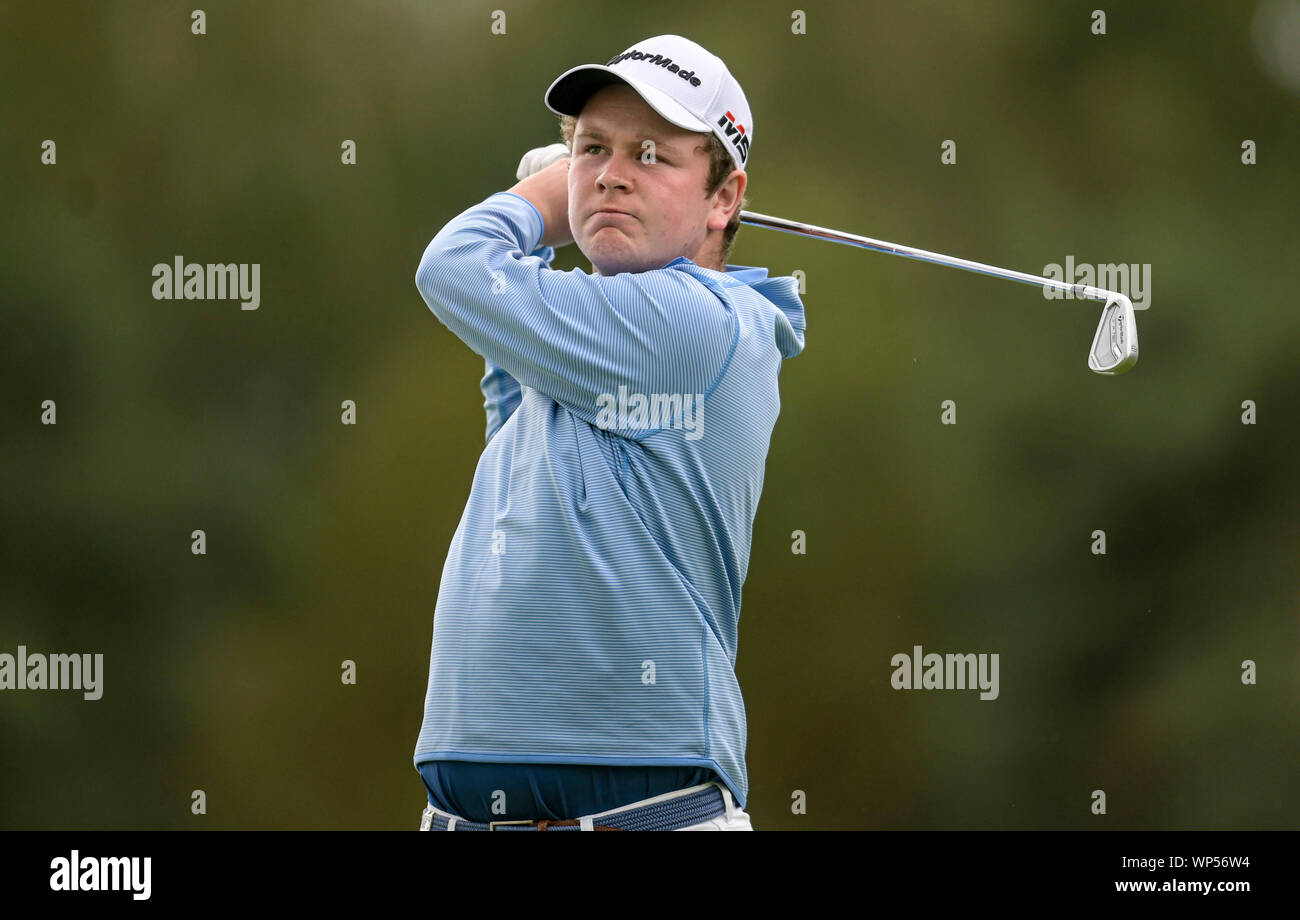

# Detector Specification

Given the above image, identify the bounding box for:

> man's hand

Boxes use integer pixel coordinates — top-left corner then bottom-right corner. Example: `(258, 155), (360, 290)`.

(515, 143), (569, 181)
(510, 154), (573, 250)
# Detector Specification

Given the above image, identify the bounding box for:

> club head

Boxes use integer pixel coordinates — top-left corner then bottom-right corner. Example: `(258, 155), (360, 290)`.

(1088, 293), (1139, 375)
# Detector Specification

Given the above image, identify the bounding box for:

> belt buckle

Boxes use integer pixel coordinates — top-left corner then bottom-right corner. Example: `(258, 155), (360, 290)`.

(488, 819), (536, 831)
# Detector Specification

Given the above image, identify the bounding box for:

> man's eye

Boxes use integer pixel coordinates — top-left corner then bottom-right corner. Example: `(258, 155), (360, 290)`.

(584, 144), (603, 154)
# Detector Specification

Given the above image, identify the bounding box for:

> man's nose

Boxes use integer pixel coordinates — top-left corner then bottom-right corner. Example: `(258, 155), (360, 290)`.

(596, 154), (633, 192)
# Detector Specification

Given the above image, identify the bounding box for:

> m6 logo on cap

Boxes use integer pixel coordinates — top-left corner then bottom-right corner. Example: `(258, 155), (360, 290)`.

(716, 110), (750, 165)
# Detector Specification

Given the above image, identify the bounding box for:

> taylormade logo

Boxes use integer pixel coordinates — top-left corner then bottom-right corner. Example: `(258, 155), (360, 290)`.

(606, 48), (703, 87)
(50, 851), (151, 900)
(595, 385), (704, 440)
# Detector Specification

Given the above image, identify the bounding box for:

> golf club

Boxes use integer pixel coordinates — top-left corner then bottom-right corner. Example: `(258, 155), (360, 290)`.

(738, 210), (1139, 375)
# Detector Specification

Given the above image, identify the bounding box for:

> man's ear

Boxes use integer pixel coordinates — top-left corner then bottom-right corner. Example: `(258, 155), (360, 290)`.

(708, 169), (747, 231)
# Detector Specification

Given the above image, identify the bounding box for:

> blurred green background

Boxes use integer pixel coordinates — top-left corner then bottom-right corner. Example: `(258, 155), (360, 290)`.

(2, 0), (1297, 830)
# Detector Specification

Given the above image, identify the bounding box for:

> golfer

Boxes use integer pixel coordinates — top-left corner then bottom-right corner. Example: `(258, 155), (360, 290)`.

(413, 34), (805, 831)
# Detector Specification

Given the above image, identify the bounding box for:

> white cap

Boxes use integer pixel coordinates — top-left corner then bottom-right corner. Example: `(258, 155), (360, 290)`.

(544, 35), (753, 171)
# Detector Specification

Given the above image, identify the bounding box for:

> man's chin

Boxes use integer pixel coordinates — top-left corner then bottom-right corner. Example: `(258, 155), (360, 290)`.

(581, 242), (665, 276)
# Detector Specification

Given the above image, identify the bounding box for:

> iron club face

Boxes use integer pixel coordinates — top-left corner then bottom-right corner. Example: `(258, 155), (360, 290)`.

(1088, 293), (1140, 375)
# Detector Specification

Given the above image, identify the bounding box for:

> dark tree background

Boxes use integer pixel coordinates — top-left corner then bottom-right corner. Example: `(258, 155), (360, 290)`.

(1, 0), (1296, 829)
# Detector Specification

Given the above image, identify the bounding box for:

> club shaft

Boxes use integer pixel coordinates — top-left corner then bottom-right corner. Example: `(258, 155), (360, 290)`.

(738, 210), (1118, 304)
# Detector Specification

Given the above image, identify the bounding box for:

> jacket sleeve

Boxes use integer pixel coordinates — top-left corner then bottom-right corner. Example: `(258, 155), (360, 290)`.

(415, 192), (736, 431)
(479, 239), (554, 445)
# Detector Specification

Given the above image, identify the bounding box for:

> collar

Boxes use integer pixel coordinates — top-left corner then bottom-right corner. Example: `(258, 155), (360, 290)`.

(664, 256), (770, 285)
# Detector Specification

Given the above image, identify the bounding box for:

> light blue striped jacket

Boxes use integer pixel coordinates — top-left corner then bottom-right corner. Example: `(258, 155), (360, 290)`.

(412, 191), (806, 808)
